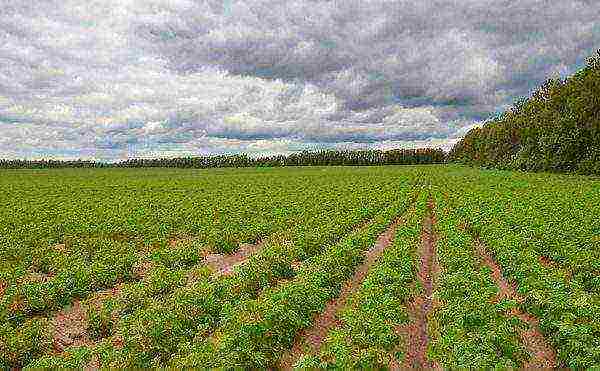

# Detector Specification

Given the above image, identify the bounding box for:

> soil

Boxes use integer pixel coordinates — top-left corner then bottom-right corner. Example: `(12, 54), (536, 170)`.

(538, 255), (558, 269)
(0, 280), (6, 299)
(205, 239), (267, 277)
(290, 260), (302, 272)
(87, 283), (123, 309)
(538, 255), (573, 280)
(474, 239), (557, 368)
(279, 216), (405, 370)
(167, 235), (197, 249)
(19, 270), (55, 285)
(396, 199), (441, 370)
(51, 280), (124, 356)
(84, 355), (100, 371)
(206, 216), (376, 279)
(54, 243), (68, 253)
(52, 300), (93, 353)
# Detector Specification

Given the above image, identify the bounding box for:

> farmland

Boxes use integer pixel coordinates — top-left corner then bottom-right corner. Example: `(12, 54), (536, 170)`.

(0, 165), (599, 369)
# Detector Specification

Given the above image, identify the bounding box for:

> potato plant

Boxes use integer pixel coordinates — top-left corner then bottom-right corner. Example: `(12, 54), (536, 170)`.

(1, 165), (599, 368)
(297, 192), (427, 368)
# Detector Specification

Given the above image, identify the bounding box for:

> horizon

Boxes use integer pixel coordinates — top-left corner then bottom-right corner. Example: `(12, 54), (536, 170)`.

(1, 0), (599, 161)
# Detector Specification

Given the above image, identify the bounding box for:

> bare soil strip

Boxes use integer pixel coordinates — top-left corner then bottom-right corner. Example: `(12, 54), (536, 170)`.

(52, 300), (93, 352)
(52, 283), (124, 355)
(204, 239), (268, 277)
(54, 243), (68, 253)
(48, 236), (271, 356)
(279, 216), (406, 370)
(0, 280), (6, 300)
(473, 238), (557, 368)
(206, 215), (382, 278)
(538, 255), (560, 270)
(395, 198), (440, 370)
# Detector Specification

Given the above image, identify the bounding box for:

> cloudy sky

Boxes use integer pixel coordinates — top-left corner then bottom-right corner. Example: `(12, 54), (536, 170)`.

(1, 0), (599, 160)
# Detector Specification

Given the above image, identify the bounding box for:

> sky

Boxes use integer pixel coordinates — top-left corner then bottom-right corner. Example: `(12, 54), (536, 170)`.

(1, 0), (599, 161)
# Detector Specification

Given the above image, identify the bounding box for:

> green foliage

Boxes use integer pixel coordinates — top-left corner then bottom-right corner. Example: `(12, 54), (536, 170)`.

(450, 50), (600, 175)
(428, 193), (527, 368)
(303, 194), (426, 369)
(24, 346), (93, 369)
(168, 198), (412, 368)
(0, 319), (53, 368)
(437, 166), (600, 368)
(0, 148), (446, 169)
(1, 165), (599, 368)
(0, 166), (417, 368)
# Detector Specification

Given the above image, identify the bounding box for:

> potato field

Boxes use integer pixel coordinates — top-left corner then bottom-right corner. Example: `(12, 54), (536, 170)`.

(0, 165), (599, 369)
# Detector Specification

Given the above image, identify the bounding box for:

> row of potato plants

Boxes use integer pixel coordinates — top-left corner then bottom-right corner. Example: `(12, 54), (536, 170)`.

(163, 191), (416, 368)
(295, 192), (427, 368)
(84, 200), (395, 366)
(8, 184), (416, 368)
(427, 191), (528, 367)
(2, 167), (415, 368)
(0, 166), (393, 282)
(0, 183), (374, 326)
(0, 208), (378, 369)
(436, 167), (600, 368)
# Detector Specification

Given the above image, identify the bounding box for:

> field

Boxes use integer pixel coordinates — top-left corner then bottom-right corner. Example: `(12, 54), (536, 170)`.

(1, 165), (599, 369)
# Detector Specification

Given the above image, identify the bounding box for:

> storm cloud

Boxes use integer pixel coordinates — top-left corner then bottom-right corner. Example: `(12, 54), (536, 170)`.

(0, 0), (598, 160)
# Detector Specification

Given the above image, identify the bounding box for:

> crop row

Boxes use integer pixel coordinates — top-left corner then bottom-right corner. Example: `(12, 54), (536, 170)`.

(6, 191), (416, 368)
(428, 192), (528, 367)
(164, 198), (414, 367)
(2, 167), (421, 368)
(162, 192), (416, 368)
(434, 169), (600, 368)
(295, 192), (426, 368)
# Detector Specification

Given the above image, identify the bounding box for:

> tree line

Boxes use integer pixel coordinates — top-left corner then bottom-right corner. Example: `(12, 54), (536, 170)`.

(0, 148), (446, 169)
(450, 50), (600, 175)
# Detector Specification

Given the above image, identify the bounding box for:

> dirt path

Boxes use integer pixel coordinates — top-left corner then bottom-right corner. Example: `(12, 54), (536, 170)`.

(51, 283), (124, 354)
(473, 238), (557, 368)
(203, 239), (269, 277)
(395, 198), (440, 370)
(206, 214), (382, 278)
(52, 300), (93, 352)
(0, 280), (6, 300)
(279, 216), (406, 370)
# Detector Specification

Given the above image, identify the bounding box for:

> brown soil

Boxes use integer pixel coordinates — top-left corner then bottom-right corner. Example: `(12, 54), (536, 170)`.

(51, 281), (124, 356)
(111, 335), (124, 349)
(205, 239), (267, 277)
(87, 283), (123, 309)
(52, 300), (93, 352)
(18, 270), (55, 285)
(84, 355), (100, 371)
(474, 239), (557, 368)
(54, 243), (68, 253)
(279, 217), (405, 370)
(396, 199), (441, 370)
(209, 217), (375, 280)
(538, 255), (573, 280)
(0, 280), (6, 299)
(290, 260), (302, 272)
(538, 255), (558, 269)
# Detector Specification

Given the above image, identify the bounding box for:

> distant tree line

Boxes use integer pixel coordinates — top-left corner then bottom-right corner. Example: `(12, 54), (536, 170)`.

(450, 50), (600, 175)
(0, 159), (111, 169)
(0, 148), (446, 169)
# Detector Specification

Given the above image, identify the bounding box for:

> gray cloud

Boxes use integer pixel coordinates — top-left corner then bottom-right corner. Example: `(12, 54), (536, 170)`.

(0, 0), (599, 160)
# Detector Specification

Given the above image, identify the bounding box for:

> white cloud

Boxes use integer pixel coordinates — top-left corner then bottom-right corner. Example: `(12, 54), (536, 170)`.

(0, 0), (599, 160)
